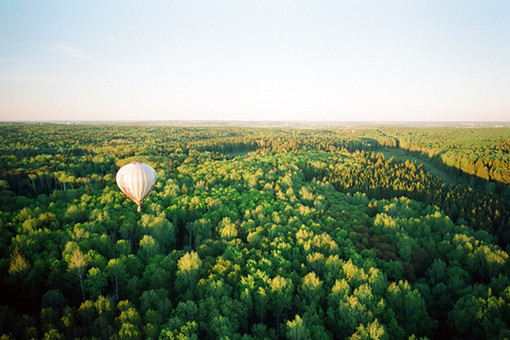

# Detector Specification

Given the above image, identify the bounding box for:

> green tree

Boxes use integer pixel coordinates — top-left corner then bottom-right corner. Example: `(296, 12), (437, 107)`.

(350, 319), (387, 340)
(176, 251), (202, 300)
(268, 275), (293, 338)
(286, 314), (311, 340)
(106, 257), (128, 301)
(298, 272), (323, 307)
(85, 267), (107, 299)
(386, 281), (435, 337)
(67, 247), (88, 302)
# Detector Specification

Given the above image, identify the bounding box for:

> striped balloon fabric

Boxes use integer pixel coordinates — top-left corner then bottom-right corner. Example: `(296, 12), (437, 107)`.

(116, 162), (157, 212)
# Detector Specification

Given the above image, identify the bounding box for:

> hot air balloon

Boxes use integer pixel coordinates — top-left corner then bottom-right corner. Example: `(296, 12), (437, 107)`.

(116, 162), (157, 212)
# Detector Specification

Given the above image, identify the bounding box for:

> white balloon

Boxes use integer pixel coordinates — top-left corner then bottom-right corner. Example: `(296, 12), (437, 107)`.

(116, 162), (157, 212)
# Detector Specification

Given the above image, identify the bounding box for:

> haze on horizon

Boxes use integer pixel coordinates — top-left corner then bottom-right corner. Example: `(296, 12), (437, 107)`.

(1, 1), (509, 122)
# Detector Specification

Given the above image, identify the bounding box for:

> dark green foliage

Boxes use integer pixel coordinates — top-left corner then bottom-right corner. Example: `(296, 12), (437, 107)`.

(0, 123), (509, 339)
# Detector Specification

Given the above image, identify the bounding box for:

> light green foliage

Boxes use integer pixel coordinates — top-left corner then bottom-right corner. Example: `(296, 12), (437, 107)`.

(176, 251), (202, 299)
(286, 314), (311, 340)
(177, 251), (202, 273)
(300, 272), (323, 305)
(8, 246), (30, 275)
(350, 319), (387, 340)
(139, 235), (161, 259)
(218, 217), (238, 240)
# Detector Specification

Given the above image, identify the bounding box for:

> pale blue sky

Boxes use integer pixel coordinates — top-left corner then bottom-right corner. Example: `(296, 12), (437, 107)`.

(1, 1), (509, 121)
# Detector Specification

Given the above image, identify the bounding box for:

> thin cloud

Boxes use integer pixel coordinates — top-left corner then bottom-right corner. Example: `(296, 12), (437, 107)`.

(51, 43), (154, 72)
(53, 43), (91, 61)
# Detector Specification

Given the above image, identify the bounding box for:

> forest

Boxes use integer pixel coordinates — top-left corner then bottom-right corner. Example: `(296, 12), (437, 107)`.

(0, 123), (509, 339)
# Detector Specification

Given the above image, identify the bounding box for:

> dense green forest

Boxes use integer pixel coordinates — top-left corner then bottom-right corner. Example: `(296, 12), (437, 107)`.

(1, 123), (509, 339)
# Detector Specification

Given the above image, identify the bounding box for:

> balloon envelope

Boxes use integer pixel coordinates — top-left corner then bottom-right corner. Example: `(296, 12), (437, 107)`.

(116, 162), (157, 212)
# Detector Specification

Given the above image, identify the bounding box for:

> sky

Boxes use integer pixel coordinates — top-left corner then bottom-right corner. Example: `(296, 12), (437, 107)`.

(1, 1), (509, 122)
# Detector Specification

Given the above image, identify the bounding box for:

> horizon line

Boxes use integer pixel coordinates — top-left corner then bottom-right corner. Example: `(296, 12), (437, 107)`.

(2, 120), (510, 129)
